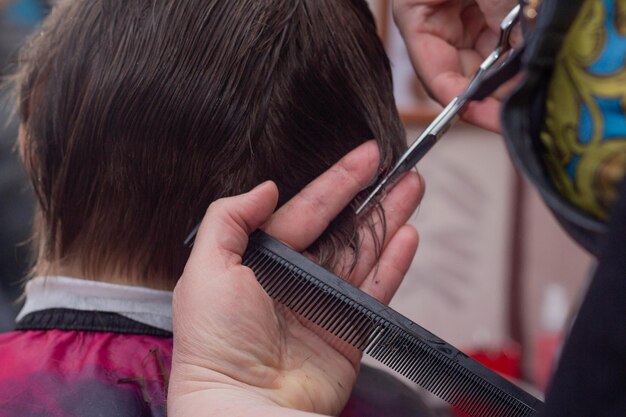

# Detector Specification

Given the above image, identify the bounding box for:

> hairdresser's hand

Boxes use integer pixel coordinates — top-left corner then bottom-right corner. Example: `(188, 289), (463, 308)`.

(168, 141), (423, 417)
(393, 0), (521, 133)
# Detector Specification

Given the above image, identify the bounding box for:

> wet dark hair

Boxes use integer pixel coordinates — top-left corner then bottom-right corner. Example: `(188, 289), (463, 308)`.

(16, 0), (405, 288)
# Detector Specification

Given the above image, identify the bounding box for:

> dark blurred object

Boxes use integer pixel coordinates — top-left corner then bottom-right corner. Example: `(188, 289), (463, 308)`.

(0, 0), (48, 331)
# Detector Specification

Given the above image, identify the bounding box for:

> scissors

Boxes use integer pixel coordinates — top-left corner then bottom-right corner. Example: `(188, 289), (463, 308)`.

(355, 4), (524, 215)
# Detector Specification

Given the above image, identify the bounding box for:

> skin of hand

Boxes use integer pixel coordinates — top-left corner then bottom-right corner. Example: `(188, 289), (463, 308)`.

(168, 141), (424, 417)
(393, 0), (521, 133)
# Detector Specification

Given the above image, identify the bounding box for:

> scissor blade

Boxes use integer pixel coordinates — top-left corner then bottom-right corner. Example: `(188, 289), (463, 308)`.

(355, 98), (464, 215)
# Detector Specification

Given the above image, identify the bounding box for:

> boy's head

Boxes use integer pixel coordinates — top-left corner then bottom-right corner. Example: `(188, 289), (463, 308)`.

(17, 0), (405, 288)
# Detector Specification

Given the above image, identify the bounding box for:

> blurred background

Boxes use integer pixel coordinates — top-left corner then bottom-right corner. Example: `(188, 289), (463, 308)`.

(0, 0), (594, 411)
(0, 0), (47, 331)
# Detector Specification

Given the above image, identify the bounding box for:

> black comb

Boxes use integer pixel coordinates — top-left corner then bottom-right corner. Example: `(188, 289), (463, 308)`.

(242, 230), (542, 417)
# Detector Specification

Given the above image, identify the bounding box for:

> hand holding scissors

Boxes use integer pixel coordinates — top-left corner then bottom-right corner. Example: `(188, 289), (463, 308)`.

(357, 4), (525, 215)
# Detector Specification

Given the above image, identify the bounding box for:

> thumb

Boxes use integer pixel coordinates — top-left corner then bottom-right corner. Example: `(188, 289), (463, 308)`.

(188, 181), (279, 267)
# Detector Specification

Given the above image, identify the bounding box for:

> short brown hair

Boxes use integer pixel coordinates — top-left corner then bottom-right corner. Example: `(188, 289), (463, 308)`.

(17, 0), (405, 288)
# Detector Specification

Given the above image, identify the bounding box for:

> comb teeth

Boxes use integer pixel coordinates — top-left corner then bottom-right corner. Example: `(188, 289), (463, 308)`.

(243, 231), (541, 417)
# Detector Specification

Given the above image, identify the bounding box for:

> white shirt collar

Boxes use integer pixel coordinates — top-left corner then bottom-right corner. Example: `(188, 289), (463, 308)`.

(17, 276), (173, 332)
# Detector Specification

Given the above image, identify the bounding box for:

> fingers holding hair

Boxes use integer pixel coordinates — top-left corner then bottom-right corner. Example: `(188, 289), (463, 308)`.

(262, 140), (381, 250)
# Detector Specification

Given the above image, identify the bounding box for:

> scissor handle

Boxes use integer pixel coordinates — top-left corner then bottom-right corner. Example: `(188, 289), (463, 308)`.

(463, 4), (521, 100)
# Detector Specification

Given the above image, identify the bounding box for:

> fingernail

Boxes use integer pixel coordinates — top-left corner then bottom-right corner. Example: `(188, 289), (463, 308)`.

(417, 171), (426, 198)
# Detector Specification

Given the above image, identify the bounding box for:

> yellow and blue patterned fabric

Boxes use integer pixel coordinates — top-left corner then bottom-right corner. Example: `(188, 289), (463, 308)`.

(5, 0), (46, 27)
(541, 0), (626, 220)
